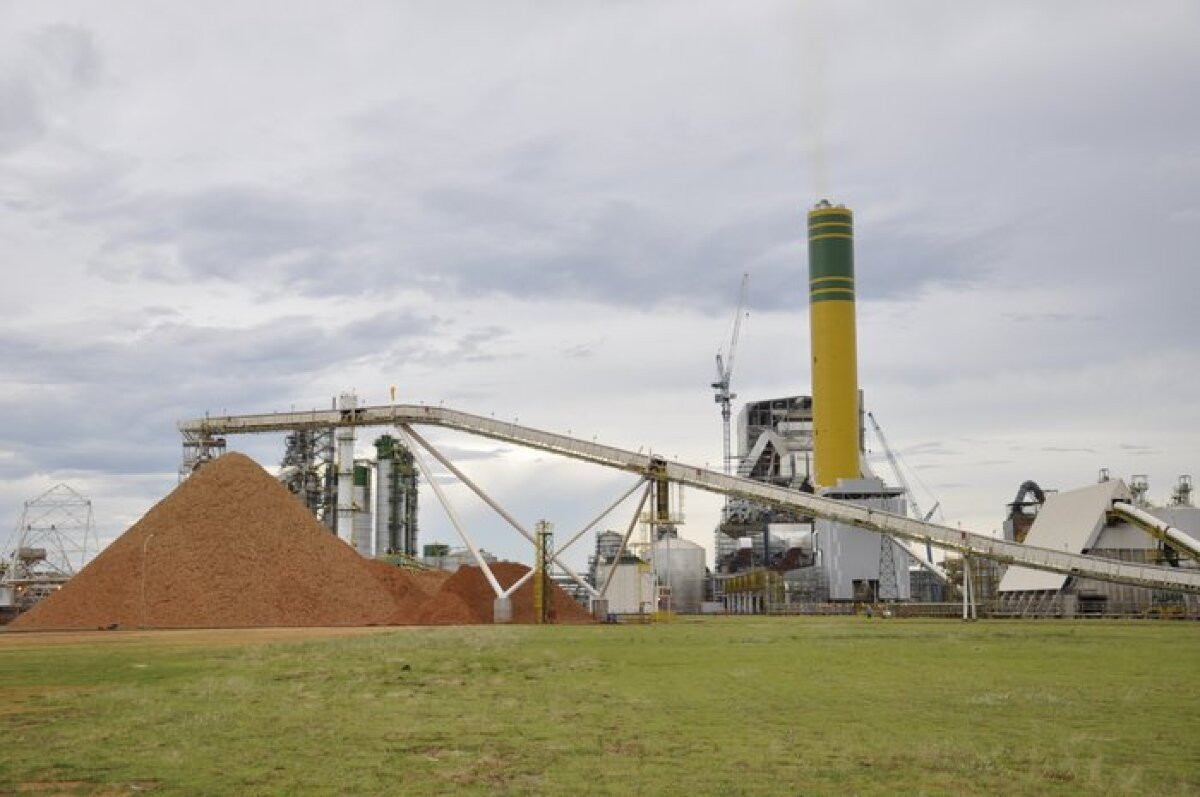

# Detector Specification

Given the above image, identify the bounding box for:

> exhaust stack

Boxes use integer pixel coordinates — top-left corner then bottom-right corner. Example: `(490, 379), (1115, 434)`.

(807, 200), (861, 489)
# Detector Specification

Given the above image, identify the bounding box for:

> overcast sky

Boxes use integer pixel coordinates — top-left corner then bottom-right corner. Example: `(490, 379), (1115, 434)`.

(2, 1), (1198, 570)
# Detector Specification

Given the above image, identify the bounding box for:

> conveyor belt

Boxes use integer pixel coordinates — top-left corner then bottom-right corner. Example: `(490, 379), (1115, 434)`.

(180, 404), (1200, 594)
(1110, 502), (1200, 561)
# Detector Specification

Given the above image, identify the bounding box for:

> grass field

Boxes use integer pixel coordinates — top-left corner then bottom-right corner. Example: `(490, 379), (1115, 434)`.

(1, 617), (1198, 796)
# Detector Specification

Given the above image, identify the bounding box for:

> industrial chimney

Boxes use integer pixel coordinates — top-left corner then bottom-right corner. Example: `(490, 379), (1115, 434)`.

(807, 200), (862, 489)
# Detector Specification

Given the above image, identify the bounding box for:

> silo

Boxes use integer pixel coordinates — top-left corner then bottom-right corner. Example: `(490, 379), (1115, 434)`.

(595, 555), (656, 614)
(649, 537), (706, 613)
(352, 463), (373, 556)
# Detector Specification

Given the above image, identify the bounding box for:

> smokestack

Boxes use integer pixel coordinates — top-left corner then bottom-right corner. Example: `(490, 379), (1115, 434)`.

(807, 199), (861, 489)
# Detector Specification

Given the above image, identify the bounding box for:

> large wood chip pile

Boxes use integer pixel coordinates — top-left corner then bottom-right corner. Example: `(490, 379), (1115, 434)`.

(12, 452), (590, 630)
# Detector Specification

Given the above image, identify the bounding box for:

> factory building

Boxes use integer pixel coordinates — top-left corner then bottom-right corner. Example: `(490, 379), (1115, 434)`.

(715, 200), (912, 609)
(594, 554), (656, 616)
(278, 428), (336, 529)
(714, 395), (819, 571)
(421, 543), (498, 572)
(374, 434), (419, 557)
(586, 524), (707, 616)
(996, 475), (1200, 617)
(590, 531), (653, 615)
(275, 412), (420, 559)
(813, 479), (910, 602)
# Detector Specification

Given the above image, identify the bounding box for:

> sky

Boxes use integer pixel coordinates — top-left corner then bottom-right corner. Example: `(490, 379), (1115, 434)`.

(2, 1), (1198, 571)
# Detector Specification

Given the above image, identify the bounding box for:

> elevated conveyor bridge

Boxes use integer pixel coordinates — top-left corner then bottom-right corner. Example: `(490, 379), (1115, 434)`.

(180, 403), (1200, 595)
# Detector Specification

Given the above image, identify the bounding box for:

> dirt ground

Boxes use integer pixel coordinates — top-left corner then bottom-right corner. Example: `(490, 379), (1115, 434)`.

(0, 625), (409, 650)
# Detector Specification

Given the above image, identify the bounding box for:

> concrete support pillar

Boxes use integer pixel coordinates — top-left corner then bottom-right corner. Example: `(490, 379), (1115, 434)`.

(591, 598), (609, 621)
(494, 597), (513, 624)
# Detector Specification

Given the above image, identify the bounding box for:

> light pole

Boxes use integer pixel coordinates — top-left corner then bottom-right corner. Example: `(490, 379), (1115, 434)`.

(140, 533), (155, 629)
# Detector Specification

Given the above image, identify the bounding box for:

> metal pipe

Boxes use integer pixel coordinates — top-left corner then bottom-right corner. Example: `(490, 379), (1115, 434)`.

(1110, 501), (1200, 561)
(500, 568), (534, 600)
(600, 482), (653, 597)
(398, 428), (505, 599)
(552, 477), (648, 560)
(402, 424), (598, 598)
(499, 470), (643, 601)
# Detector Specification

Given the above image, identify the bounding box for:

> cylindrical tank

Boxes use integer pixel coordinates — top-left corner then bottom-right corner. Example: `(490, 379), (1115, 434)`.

(352, 463), (372, 556)
(595, 558), (655, 614)
(807, 200), (861, 488)
(649, 537), (706, 613)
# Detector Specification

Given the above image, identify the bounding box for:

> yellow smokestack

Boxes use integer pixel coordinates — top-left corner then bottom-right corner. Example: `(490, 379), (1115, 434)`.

(807, 200), (861, 489)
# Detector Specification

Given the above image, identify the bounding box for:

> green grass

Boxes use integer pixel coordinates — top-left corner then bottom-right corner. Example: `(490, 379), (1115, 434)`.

(1, 618), (1198, 796)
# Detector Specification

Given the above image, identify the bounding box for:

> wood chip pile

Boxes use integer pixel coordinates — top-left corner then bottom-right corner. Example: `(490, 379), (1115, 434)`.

(12, 452), (591, 630)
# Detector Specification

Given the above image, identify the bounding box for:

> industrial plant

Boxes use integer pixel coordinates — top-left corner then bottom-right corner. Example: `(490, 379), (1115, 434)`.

(5, 200), (1199, 625)
(1, 485), (98, 620)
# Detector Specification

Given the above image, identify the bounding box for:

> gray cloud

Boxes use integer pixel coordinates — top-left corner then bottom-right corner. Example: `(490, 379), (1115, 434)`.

(0, 24), (100, 153)
(1, 3), (1198, 555)
(84, 186), (367, 292)
(0, 308), (452, 480)
(0, 74), (43, 152)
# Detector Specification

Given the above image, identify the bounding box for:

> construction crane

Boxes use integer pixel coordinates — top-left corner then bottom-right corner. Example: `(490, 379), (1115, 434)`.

(866, 411), (939, 561)
(712, 274), (749, 476)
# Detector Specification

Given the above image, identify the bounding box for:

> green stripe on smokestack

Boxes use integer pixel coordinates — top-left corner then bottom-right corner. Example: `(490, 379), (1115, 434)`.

(807, 206), (856, 288)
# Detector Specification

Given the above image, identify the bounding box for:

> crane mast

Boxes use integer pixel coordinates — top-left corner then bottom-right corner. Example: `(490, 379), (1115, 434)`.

(712, 274), (749, 476)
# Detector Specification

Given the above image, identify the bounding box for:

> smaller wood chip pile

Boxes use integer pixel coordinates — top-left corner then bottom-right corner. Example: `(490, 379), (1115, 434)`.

(11, 452), (591, 630)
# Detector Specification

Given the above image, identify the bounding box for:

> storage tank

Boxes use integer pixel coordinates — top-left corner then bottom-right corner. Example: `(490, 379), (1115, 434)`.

(352, 462), (373, 556)
(648, 537), (706, 613)
(595, 556), (656, 614)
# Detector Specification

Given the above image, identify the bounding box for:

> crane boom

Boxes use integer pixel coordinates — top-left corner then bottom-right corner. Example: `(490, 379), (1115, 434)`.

(867, 411), (941, 564)
(712, 274), (749, 475)
(724, 276), (748, 388)
(867, 412), (922, 519)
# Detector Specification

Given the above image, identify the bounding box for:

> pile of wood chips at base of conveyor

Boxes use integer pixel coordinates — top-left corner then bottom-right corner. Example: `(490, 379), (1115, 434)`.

(10, 452), (591, 630)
